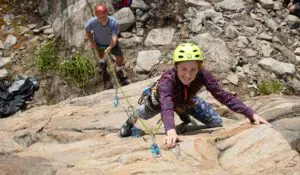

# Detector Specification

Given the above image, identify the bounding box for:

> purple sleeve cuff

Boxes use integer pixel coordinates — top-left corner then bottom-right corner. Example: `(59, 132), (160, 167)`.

(244, 108), (255, 121)
(161, 110), (175, 133)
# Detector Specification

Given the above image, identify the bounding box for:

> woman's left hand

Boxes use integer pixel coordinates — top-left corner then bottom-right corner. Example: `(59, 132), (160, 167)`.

(251, 114), (271, 125)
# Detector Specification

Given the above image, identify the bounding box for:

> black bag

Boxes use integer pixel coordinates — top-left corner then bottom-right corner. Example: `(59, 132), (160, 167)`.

(0, 76), (39, 118)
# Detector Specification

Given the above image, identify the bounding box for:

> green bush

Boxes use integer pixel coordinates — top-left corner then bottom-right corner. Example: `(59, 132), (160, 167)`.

(36, 41), (58, 72)
(59, 54), (95, 88)
(258, 80), (283, 95)
(36, 40), (95, 88)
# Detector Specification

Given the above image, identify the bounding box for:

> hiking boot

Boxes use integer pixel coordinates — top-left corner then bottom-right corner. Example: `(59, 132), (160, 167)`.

(120, 119), (134, 137)
(99, 61), (108, 72)
(116, 69), (129, 86)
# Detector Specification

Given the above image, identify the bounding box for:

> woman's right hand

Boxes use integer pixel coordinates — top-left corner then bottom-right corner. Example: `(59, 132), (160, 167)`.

(164, 129), (178, 148)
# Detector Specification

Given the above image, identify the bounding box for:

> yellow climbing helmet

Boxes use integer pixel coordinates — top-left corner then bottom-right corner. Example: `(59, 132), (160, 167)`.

(173, 43), (204, 63)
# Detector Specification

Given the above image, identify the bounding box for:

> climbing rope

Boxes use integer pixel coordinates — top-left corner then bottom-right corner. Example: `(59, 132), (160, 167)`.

(106, 53), (162, 135)
(106, 53), (164, 156)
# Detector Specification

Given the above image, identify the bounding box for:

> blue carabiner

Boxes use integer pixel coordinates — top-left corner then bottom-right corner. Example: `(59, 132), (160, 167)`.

(114, 95), (119, 108)
(150, 143), (161, 157)
(143, 86), (151, 96)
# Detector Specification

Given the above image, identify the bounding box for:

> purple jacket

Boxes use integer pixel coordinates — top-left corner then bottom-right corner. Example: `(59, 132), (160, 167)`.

(157, 68), (255, 132)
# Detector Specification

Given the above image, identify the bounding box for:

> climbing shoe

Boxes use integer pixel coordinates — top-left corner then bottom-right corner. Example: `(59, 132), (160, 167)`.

(176, 115), (191, 134)
(120, 119), (134, 137)
(175, 122), (190, 134)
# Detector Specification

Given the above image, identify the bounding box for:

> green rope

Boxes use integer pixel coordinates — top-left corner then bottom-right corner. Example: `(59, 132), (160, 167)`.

(106, 53), (162, 135)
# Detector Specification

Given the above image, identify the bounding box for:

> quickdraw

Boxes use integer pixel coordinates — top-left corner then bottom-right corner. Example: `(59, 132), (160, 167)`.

(150, 134), (161, 157)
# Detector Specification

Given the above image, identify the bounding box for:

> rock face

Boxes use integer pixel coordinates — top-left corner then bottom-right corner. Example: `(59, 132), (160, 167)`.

(1, 0), (300, 105)
(112, 7), (135, 31)
(258, 57), (296, 75)
(144, 28), (175, 46)
(136, 50), (161, 72)
(192, 33), (235, 72)
(215, 0), (245, 11)
(52, 0), (93, 47)
(0, 78), (299, 174)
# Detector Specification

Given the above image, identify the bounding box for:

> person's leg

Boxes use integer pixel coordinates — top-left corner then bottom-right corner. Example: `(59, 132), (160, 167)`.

(97, 47), (105, 59)
(295, 2), (300, 17)
(289, 4), (297, 14)
(289, 2), (300, 15)
(189, 96), (222, 128)
(174, 106), (191, 134)
(97, 45), (113, 89)
(120, 96), (160, 137)
(97, 47), (106, 70)
(174, 106), (190, 123)
(287, 3), (300, 28)
(111, 43), (129, 86)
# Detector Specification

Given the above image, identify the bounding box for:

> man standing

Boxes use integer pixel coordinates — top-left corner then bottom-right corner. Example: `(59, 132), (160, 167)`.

(287, 0), (300, 17)
(85, 4), (129, 89)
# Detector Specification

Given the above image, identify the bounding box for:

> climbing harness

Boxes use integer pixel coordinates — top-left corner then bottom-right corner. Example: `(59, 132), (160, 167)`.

(106, 53), (163, 156)
(137, 81), (159, 106)
(137, 86), (151, 105)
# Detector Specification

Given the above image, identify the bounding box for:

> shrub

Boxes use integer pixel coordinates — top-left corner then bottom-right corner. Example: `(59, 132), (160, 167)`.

(36, 41), (58, 72)
(59, 54), (95, 88)
(258, 80), (283, 95)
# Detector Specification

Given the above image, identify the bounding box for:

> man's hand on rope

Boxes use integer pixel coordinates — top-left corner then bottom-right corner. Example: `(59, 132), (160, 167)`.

(104, 46), (112, 56)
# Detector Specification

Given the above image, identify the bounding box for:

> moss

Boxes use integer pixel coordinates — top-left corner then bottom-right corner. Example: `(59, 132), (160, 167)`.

(258, 80), (284, 95)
